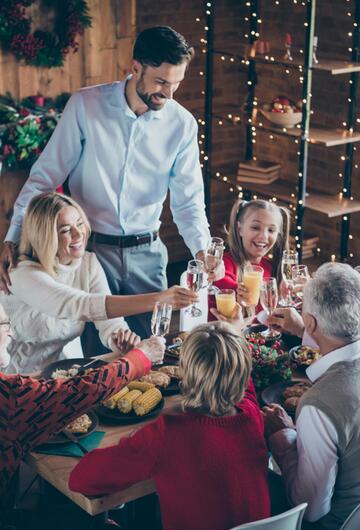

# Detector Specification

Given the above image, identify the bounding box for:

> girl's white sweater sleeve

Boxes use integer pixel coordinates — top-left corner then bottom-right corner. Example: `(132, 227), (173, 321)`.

(87, 253), (128, 352)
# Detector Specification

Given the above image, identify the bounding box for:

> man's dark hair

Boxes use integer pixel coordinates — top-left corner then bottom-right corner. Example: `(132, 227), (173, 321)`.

(133, 26), (194, 67)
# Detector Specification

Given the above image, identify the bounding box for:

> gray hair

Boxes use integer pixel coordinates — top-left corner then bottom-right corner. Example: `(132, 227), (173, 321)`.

(303, 262), (360, 341)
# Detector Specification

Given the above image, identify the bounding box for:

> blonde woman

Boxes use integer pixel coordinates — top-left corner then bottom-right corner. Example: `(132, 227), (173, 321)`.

(0, 192), (197, 374)
(70, 321), (270, 530)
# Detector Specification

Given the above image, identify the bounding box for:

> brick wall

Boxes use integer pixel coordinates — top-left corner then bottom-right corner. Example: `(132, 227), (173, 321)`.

(137, 0), (360, 264)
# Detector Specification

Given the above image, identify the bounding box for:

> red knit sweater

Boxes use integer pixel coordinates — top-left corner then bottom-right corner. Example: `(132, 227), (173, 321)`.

(0, 349), (150, 501)
(209, 253), (273, 319)
(69, 380), (270, 530)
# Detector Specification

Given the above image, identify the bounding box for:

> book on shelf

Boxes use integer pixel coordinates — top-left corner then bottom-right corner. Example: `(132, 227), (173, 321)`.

(238, 159), (281, 174)
(236, 172), (279, 185)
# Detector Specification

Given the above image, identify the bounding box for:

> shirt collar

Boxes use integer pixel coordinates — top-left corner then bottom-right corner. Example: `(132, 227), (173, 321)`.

(110, 76), (166, 120)
(306, 338), (360, 382)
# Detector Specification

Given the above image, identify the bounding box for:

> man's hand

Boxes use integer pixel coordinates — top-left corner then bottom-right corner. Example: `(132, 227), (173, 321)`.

(196, 249), (225, 283)
(0, 242), (18, 295)
(210, 303), (244, 331)
(158, 285), (198, 310)
(263, 403), (295, 437)
(137, 336), (165, 365)
(112, 328), (140, 353)
(268, 307), (305, 337)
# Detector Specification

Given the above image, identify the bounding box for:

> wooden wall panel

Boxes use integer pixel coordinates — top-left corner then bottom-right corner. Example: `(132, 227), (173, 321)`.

(0, 0), (135, 98)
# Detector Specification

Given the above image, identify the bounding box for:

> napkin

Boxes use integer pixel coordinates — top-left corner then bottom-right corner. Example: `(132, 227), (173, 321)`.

(34, 431), (105, 457)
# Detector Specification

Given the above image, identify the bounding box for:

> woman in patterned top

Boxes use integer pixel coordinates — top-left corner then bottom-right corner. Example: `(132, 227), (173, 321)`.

(0, 302), (164, 523)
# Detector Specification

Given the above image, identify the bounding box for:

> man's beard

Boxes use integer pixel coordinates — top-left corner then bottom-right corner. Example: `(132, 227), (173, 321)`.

(136, 79), (167, 111)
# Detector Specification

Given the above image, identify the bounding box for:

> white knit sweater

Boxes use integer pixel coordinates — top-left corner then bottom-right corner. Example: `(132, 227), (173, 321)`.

(0, 251), (127, 374)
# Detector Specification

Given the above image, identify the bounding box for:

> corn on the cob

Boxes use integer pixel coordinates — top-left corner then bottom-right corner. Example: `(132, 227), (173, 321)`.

(117, 389), (142, 413)
(133, 387), (162, 416)
(128, 381), (155, 392)
(102, 387), (129, 409)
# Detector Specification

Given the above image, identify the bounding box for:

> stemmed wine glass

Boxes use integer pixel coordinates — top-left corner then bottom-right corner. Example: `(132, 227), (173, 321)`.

(151, 302), (172, 365)
(279, 250), (298, 306)
(205, 237), (224, 295)
(291, 264), (310, 303)
(260, 277), (279, 337)
(186, 259), (205, 317)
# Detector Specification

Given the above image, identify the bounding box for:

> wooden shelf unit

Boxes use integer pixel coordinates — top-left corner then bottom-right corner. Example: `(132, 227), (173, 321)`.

(212, 166), (360, 219)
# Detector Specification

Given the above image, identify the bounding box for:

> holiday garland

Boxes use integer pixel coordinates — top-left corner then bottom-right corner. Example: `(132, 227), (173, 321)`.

(0, 0), (91, 68)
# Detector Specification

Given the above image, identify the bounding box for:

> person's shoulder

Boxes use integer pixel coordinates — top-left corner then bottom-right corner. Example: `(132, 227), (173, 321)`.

(166, 100), (197, 127)
(77, 82), (122, 102)
(10, 259), (43, 277)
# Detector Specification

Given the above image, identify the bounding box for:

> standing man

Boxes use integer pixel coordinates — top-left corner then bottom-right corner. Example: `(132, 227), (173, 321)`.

(0, 26), (212, 338)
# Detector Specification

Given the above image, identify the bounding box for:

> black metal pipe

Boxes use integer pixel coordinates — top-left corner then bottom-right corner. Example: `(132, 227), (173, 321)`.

(295, 0), (315, 263)
(203, 0), (214, 221)
(340, 0), (360, 261)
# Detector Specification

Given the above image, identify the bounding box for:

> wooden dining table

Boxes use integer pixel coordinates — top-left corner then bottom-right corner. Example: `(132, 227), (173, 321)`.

(26, 351), (181, 517)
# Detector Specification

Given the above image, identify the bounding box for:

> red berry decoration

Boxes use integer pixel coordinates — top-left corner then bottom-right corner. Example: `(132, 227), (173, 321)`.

(0, 1), (92, 68)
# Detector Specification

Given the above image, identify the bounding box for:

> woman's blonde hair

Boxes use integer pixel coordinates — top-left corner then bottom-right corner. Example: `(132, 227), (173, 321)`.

(180, 321), (252, 416)
(227, 199), (290, 285)
(19, 192), (91, 277)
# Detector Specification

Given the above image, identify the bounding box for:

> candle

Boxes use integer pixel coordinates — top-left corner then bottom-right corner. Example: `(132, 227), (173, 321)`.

(285, 33), (292, 45)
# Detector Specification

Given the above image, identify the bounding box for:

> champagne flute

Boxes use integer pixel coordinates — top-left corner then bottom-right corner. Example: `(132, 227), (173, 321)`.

(151, 302), (172, 337)
(151, 302), (172, 365)
(260, 277), (279, 337)
(186, 259), (205, 317)
(205, 237), (224, 295)
(279, 250), (298, 306)
(291, 264), (310, 303)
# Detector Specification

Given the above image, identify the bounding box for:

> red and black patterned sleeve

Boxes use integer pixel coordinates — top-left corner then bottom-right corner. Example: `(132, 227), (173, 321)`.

(0, 348), (151, 495)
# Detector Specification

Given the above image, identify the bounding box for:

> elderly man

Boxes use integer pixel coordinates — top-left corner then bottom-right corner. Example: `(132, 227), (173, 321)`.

(263, 262), (360, 529)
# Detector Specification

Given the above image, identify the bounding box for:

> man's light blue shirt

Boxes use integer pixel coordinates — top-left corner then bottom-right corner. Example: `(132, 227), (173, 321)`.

(6, 79), (210, 257)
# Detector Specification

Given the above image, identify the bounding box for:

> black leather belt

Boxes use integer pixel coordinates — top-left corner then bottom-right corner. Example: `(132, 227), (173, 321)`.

(90, 231), (159, 248)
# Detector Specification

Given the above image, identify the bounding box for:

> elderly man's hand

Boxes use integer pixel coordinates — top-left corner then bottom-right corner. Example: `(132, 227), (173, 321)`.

(268, 307), (305, 337)
(263, 403), (295, 437)
(137, 336), (165, 365)
(112, 328), (140, 353)
(0, 242), (18, 295)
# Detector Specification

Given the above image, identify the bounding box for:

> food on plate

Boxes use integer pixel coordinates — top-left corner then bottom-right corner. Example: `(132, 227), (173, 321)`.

(141, 370), (171, 388)
(283, 396), (299, 413)
(128, 381), (155, 392)
(282, 381), (311, 400)
(102, 387), (129, 409)
(158, 365), (181, 380)
(51, 365), (80, 379)
(133, 387), (162, 416)
(117, 389), (142, 413)
(65, 414), (92, 434)
(291, 346), (321, 366)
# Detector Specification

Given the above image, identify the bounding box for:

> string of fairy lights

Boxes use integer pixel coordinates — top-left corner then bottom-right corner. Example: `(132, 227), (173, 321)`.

(194, 0), (359, 262)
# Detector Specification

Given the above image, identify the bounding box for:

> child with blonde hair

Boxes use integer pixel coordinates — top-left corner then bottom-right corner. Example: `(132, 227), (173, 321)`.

(210, 198), (290, 318)
(70, 321), (270, 530)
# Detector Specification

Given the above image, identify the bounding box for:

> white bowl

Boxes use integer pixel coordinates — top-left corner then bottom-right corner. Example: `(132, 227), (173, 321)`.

(260, 108), (302, 128)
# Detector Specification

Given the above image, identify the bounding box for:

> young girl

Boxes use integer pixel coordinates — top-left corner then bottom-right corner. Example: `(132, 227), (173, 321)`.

(69, 322), (270, 530)
(210, 198), (290, 318)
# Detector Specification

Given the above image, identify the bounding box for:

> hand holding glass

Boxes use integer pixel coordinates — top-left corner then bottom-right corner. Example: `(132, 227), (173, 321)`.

(151, 302), (172, 365)
(186, 259), (204, 317)
(242, 265), (264, 306)
(260, 277), (279, 337)
(205, 237), (224, 294)
(215, 289), (236, 318)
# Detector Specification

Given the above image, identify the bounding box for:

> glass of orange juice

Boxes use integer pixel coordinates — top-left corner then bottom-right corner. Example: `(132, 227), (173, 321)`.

(242, 265), (264, 306)
(215, 289), (236, 318)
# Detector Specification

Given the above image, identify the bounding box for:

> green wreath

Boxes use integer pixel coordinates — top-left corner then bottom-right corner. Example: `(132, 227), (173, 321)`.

(0, 0), (92, 68)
